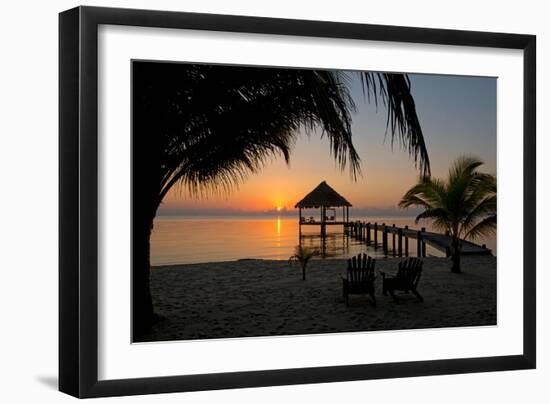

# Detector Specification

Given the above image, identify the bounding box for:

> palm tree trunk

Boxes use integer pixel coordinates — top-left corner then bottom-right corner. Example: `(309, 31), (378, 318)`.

(132, 210), (155, 339)
(450, 237), (461, 273)
(132, 151), (163, 338)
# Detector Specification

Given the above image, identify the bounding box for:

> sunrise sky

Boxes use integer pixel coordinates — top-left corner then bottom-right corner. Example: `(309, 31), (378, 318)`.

(158, 72), (496, 216)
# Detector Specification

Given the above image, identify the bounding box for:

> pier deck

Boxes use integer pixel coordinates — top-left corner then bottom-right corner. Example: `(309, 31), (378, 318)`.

(347, 221), (492, 257)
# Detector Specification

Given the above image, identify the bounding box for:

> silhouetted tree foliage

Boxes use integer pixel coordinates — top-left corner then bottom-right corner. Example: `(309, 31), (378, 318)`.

(132, 62), (430, 336)
(399, 156), (496, 273)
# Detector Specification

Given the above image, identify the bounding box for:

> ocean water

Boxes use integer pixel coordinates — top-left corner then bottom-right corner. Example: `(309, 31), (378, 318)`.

(150, 215), (496, 266)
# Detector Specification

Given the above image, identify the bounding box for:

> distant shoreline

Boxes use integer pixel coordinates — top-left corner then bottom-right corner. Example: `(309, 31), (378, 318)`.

(155, 211), (424, 219)
(150, 254), (496, 269)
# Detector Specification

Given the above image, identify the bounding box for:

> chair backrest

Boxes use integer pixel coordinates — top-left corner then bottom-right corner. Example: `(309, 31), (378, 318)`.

(397, 258), (423, 288)
(347, 253), (376, 284)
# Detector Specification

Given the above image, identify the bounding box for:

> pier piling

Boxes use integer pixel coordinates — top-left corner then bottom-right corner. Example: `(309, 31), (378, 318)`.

(404, 225), (409, 256)
(398, 227), (403, 257)
(421, 227), (426, 257)
(366, 222), (371, 245)
(382, 223), (388, 256)
(392, 224), (396, 257)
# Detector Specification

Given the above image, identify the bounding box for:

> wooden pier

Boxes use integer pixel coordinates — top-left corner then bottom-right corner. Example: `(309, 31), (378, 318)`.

(345, 221), (492, 257)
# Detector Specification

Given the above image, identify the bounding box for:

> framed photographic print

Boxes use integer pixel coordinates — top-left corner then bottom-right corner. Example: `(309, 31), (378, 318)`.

(59, 6), (536, 398)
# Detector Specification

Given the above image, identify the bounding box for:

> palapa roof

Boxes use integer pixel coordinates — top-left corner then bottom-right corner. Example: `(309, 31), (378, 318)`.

(294, 181), (352, 208)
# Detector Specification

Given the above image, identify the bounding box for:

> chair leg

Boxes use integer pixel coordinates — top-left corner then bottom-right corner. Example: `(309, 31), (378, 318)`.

(413, 289), (424, 302)
(370, 293), (376, 308)
(388, 288), (399, 303)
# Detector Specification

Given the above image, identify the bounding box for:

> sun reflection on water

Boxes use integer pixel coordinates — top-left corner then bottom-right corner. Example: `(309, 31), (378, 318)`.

(150, 216), (496, 265)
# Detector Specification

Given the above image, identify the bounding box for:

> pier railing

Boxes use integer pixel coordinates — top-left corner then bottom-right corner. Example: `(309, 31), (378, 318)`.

(345, 221), (491, 258)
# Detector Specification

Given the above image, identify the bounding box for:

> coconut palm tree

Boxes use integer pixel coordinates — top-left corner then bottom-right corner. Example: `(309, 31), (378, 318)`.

(132, 62), (431, 336)
(289, 246), (319, 280)
(399, 156), (496, 273)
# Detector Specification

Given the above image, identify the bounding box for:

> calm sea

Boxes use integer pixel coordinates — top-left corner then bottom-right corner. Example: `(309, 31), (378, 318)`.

(150, 215), (496, 266)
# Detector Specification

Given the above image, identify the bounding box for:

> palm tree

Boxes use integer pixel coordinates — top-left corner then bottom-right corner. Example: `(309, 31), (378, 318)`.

(289, 246), (319, 280)
(399, 156), (496, 273)
(132, 62), (431, 337)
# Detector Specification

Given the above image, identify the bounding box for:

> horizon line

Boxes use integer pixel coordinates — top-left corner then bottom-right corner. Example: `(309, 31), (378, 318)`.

(156, 207), (423, 217)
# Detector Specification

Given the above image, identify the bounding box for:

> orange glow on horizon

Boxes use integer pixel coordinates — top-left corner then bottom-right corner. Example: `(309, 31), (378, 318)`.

(159, 172), (417, 213)
(158, 129), (495, 214)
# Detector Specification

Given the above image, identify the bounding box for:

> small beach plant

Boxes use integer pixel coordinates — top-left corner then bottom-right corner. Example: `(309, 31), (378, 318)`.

(289, 245), (319, 280)
(399, 156), (496, 273)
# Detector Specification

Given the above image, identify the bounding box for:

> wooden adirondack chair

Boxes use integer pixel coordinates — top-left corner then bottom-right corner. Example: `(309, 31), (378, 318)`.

(342, 254), (376, 307)
(381, 257), (423, 302)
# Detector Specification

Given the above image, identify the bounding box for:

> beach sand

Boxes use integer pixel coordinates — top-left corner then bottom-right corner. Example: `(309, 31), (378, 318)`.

(138, 255), (496, 342)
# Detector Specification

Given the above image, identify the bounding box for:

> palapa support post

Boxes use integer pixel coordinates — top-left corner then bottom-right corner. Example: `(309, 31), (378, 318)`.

(421, 227), (426, 257)
(374, 222), (378, 249)
(417, 230), (422, 257)
(404, 225), (409, 256)
(298, 207), (302, 238)
(366, 222), (371, 245)
(321, 206), (326, 238)
(343, 206), (348, 235)
(392, 224), (396, 257)
(382, 223), (388, 256)
(398, 227), (403, 257)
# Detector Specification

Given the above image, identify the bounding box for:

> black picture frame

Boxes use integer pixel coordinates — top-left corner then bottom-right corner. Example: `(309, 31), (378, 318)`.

(59, 5), (536, 398)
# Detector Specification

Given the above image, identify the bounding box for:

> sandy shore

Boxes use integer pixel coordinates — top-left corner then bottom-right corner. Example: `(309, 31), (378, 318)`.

(138, 255), (496, 342)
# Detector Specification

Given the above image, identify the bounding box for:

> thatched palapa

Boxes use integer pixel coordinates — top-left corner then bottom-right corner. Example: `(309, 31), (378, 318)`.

(295, 181), (352, 242)
(295, 181), (352, 208)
